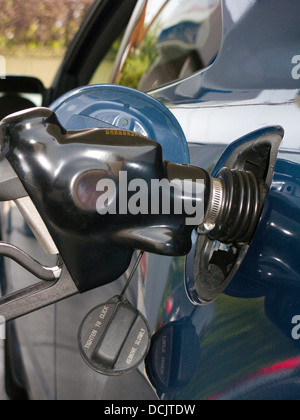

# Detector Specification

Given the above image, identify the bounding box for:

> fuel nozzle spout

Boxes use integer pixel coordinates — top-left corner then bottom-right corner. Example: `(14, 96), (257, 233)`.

(203, 168), (262, 246)
(166, 162), (263, 247)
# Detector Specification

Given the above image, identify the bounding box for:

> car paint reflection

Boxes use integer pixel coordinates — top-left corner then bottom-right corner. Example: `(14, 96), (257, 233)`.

(143, 147), (300, 400)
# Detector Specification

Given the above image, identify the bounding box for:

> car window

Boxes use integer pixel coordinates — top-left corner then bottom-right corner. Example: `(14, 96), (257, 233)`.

(111, 0), (222, 91)
(0, 0), (94, 88)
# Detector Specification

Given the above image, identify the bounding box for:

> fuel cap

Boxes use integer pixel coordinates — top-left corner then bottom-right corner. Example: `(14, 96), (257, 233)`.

(78, 296), (151, 376)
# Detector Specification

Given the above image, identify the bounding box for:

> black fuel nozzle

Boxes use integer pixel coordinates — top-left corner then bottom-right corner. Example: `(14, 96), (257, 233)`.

(0, 107), (263, 296)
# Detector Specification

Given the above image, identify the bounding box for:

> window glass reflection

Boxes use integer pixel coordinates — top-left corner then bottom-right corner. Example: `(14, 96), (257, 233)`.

(115, 0), (222, 91)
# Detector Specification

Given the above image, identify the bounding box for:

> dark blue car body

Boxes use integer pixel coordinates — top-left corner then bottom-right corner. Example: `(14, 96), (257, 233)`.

(2, 0), (300, 400)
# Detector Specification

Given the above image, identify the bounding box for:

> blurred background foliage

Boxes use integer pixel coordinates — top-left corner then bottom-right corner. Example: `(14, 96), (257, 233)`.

(117, 29), (159, 89)
(0, 0), (92, 53)
(0, 0), (94, 86)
